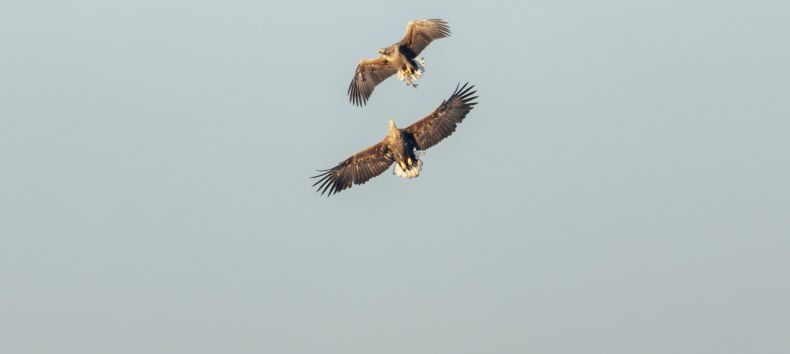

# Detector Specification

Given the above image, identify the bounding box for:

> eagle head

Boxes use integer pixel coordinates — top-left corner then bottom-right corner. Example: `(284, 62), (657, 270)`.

(387, 118), (399, 136)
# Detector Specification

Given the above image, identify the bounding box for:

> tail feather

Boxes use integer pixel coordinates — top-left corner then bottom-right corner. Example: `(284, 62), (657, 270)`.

(393, 159), (423, 179)
(415, 57), (425, 72)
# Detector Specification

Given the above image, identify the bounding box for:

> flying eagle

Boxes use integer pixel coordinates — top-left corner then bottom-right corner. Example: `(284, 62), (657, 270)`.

(348, 19), (451, 107)
(314, 83), (477, 196)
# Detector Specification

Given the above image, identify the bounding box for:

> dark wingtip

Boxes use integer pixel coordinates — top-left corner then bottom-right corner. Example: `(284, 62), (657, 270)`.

(451, 82), (475, 97)
(348, 76), (368, 107)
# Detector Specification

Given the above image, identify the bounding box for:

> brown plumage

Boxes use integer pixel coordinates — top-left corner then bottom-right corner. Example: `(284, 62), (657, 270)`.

(314, 83), (478, 196)
(348, 19), (451, 107)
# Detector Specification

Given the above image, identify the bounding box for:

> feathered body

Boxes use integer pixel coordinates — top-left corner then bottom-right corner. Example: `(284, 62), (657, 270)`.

(378, 46), (425, 87)
(385, 119), (423, 179)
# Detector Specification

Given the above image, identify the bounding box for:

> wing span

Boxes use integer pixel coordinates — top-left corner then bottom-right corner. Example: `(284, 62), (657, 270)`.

(312, 142), (394, 196)
(403, 83), (478, 151)
(398, 19), (451, 56)
(348, 57), (398, 107)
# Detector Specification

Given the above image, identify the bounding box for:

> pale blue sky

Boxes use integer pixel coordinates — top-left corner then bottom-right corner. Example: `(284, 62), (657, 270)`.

(2, 0), (789, 353)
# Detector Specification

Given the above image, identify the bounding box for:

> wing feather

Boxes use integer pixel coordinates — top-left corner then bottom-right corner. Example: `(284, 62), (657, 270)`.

(398, 19), (451, 56)
(403, 83), (478, 151)
(347, 57), (398, 107)
(312, 141), (394, 196)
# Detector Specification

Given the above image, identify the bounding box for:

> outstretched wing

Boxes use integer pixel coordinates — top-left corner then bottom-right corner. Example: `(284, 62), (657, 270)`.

(403, 83), (478, 151)
(312, 142), (394, 196)
(348, 57), (398, 107)
(397, 19), (451, 56)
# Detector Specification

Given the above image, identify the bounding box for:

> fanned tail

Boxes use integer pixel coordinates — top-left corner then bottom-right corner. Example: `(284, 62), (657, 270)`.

(393, 159), (423, 179)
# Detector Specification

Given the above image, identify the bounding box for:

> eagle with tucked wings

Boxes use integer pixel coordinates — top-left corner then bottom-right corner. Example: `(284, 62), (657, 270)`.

(314, 83), (478, 196)
(348, 19), (451, 107)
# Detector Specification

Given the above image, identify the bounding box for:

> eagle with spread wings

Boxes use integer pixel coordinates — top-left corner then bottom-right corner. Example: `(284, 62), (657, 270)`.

(314, 83), (478, 196)
(348, 19), (451, 107)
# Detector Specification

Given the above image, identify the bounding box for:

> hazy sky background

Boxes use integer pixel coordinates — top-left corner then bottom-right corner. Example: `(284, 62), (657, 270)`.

(2, 0), (789, 353)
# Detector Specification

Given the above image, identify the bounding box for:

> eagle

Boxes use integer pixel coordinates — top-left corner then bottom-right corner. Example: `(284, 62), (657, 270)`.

(348, 19), (451, 107)
(314, 83), (478, 196)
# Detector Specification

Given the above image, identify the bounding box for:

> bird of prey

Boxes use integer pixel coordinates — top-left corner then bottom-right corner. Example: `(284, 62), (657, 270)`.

(314, 83), (477, 196)
(348, 19), (451, 107)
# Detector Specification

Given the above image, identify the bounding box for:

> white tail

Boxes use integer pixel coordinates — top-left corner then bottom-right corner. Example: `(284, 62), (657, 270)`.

(393, 159), (423, 179)
(415, 56), (425, 72)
